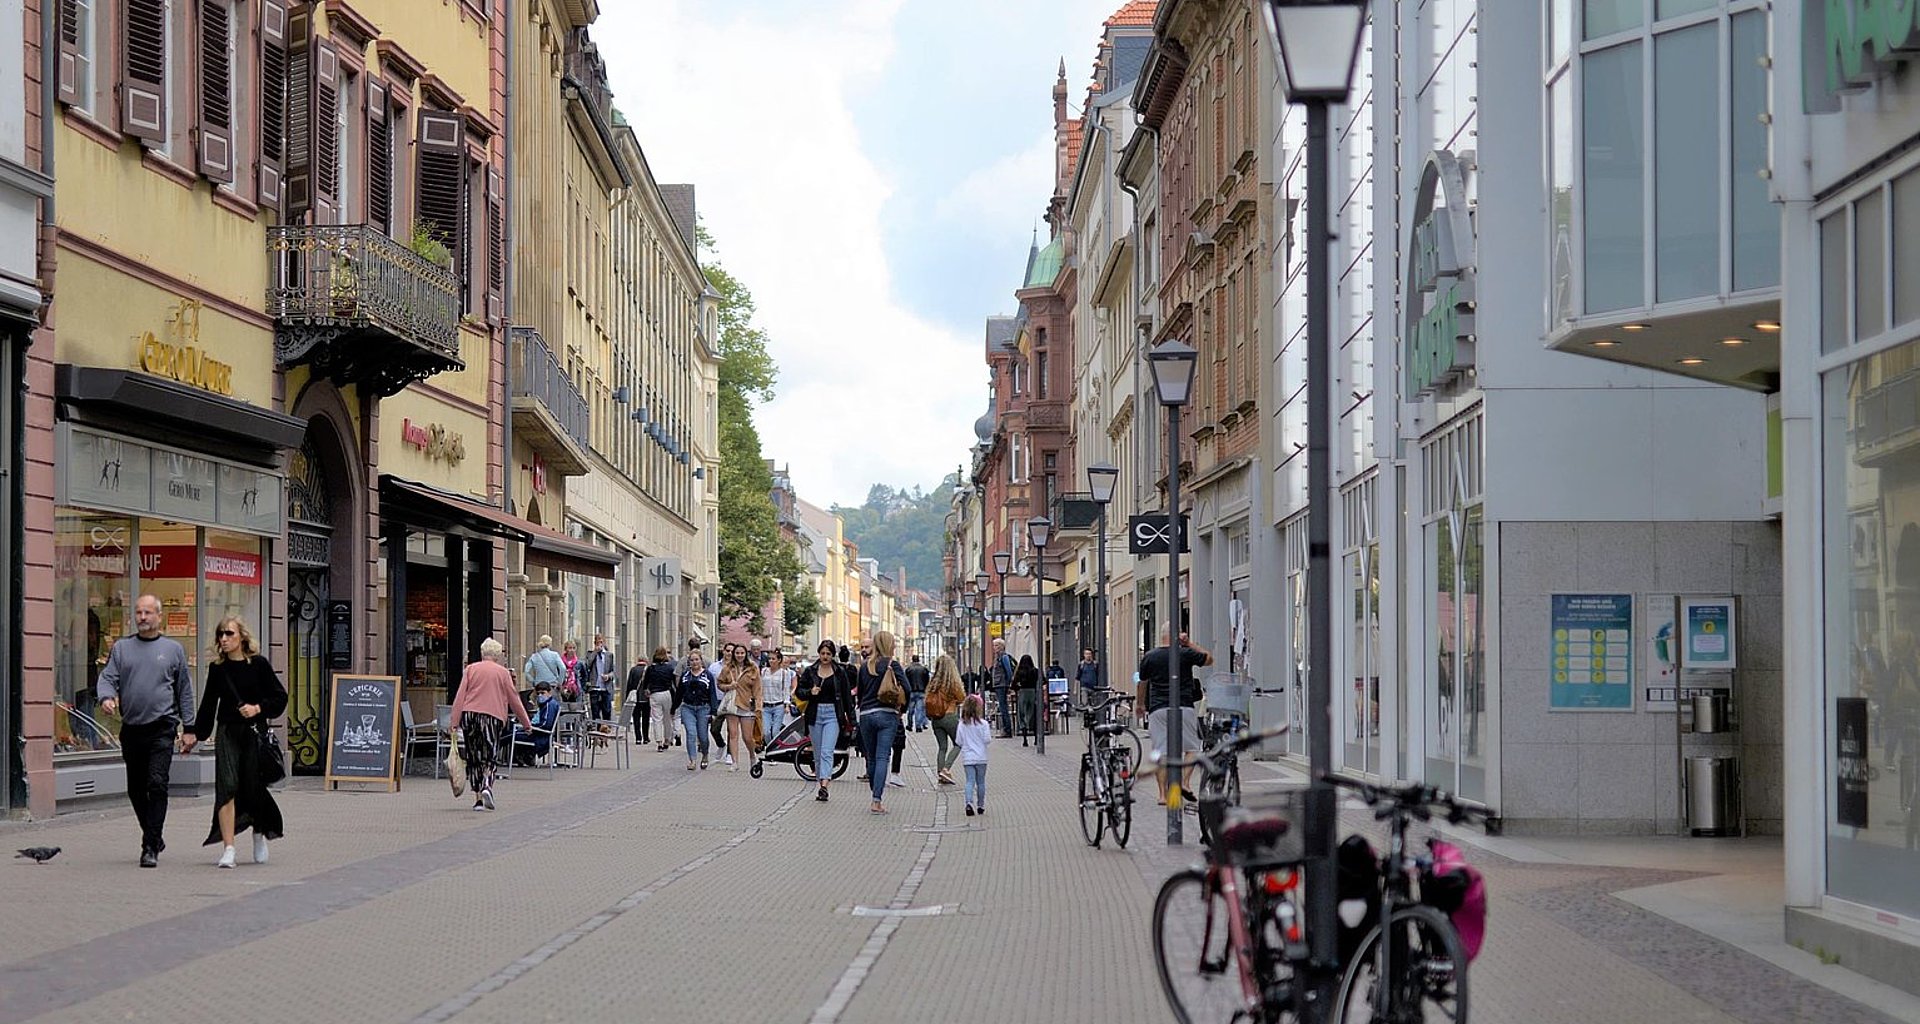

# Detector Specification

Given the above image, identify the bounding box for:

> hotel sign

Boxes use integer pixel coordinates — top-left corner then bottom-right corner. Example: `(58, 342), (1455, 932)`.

(1403, 151), (1476, 399)
(136, 299), (233, 396)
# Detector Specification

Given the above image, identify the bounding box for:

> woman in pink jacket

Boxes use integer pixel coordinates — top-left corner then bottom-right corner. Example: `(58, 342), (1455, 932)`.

(449, 637), (532, 811)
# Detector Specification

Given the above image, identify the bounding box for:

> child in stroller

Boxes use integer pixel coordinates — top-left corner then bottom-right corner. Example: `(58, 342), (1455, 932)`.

(754, 698), (851, 781)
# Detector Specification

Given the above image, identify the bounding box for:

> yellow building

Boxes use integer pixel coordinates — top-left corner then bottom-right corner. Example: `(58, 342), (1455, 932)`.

(24, 0), (601, 810)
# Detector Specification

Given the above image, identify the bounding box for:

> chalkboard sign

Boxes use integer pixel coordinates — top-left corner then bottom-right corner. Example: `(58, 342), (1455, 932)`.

(327, 601), (353, 670)
(324, 674), (402, 792)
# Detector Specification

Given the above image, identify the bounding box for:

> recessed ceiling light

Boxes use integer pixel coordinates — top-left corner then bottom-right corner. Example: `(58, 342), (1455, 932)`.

(1592, 339), (1618, 348)
(1622, 323), (1649, 332)
(1720, 337), (1747, 347)
(1678, 357), (1708, 366)
(1753, 320), (1781, 332)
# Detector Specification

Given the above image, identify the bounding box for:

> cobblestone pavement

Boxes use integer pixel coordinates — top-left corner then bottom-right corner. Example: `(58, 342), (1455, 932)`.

(0, 728), (1909, 1023)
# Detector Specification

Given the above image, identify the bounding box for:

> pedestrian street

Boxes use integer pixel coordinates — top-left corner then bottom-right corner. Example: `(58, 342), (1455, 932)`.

(3, 733), (1916, 1024)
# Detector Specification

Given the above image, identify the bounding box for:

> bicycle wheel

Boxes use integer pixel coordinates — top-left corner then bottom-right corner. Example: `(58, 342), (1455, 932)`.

(1334, 904), (1470, 1024)
(796, 750), (819, 782)
(1106, 750), (1133, 849)
(1079, 755), (1106, 848)
(1154, 869), (1246, 1024)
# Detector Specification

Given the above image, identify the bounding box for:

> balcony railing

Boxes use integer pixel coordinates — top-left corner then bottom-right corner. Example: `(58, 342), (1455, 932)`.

(511, 327), (591, 455)
(269, 224), (462, 395)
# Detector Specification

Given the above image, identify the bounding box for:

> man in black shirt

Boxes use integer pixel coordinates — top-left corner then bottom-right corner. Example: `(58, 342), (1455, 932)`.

(1138, 630), (1213, 805)
(904, 655), (932, 731)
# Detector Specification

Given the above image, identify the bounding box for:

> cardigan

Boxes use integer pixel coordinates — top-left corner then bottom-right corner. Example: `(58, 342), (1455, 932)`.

(450, 660), (534, 728)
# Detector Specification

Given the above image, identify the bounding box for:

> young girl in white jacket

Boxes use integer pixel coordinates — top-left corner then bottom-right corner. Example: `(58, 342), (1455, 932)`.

(957, 694), (992, 817)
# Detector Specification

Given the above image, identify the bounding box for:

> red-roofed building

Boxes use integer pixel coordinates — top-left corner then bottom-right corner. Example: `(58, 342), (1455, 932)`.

(1105, 0), (1160, 28)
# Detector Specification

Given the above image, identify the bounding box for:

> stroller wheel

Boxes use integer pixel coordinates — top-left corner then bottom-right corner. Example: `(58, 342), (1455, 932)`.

(750, 760), (764, 779)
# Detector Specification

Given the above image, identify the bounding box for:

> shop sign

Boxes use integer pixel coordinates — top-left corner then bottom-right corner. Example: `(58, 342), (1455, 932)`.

(324, 674), (403, 792)
(217, 464), (282, 535)
(1680, 597), (1737, 670)
(1548, 593), (1634, 711)
(65, 428), (153, 516)
(327, 601), (353, 670)
(152, 452), (218, 522)
(1128, 513), (1192, 554)
(204, 548), (262, 585)
(138, 545), (199, 579)
(401, 418), (466, 466)
(136, 299), (233, 396)
(529, 453), (548, 495)
(639, 556), (682, 597)
(1823, 0), (1920, 94)
(1403, 151), (1476, 398)
(1836, 697), (1870, 828)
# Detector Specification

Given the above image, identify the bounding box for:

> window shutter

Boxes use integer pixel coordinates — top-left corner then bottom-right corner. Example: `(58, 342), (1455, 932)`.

(311, 42), (339, 223)
(367, 81), (392, 235)
(198, 0), (234, 183)
(258, 0), (289, 206)
(415, 109), (466, 272)
(487, 166), (504, 322)
(57, 0), (86, 106)
(122, 0), (167, 143)
(282, 3), (312, 219)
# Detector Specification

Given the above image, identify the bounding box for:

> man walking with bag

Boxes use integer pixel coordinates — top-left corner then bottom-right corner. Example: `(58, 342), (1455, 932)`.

(905, 654), (931, 732)
(96, 594), (194, 868)
(988, 639), (1016, 739)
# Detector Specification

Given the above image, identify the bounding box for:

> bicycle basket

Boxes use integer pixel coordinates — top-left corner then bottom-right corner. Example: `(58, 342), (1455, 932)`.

(1199, 786), (1308, 866)
(1202, 674), (1252, 717)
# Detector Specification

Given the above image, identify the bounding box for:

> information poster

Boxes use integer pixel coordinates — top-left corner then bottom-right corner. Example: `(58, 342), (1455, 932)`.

(1836, 697), (1869, 829)
(1681, 597), (1737, 670)
(1549, 594), (1634, 710)
(324, 674), (402, 791)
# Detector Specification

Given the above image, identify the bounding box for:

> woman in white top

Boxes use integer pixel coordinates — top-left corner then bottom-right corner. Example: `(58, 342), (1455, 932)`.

(759, 649), (795, 749)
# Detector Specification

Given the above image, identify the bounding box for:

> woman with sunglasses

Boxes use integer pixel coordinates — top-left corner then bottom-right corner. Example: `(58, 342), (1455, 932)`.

(181, 617), (287, 868)
(794, 639), (854, 802)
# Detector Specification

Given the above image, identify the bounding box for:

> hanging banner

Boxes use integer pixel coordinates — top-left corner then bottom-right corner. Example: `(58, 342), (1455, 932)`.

(1549, 594), (1634, 711)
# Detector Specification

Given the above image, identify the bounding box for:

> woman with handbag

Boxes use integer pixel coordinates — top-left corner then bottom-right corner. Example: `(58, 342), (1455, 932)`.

(924, 655), (967, 786)
(181, 617), (287, 868)
(450, 638), (533, 809)
(716, 643), (762, 772)
(856, 630), (909, 814)
(794, 639), (854, 802)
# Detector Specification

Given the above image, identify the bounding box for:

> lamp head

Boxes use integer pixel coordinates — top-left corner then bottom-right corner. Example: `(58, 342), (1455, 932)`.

(992, 550), (1012, 576)
(974, 571), (991, 593)
(1027, 516), (1052, 551)
(1148, 339), (1200, 407)
(1265, 0), (1367, 103)
(1087, 462), (1119, 505)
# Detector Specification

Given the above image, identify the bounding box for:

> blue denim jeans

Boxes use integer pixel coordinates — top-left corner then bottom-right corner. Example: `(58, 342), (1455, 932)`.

(809, 714), (839, 782)
(964, 763), (988, 809)
(679, 704), (712, 762)
(858, 711), (899, 803)
(763, 705), (788, 748)
(907, 693), (927, 731)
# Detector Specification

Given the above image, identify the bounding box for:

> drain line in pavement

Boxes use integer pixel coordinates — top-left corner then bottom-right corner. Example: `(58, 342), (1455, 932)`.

(809, 735), (948, 1024)
(409, 789), (808, 1024)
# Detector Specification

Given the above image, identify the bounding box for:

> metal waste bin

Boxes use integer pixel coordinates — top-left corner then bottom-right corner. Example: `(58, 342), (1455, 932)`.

(1685, 755), (1739, 837)
(1689, 692), (1730, 733)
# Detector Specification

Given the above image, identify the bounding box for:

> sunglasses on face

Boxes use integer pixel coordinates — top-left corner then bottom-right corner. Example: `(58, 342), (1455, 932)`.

(217, 629), (236, 638)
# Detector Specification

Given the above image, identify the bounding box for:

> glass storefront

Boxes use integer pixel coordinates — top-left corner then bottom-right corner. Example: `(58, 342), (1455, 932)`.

(53, 513), (265, 755)
(1423, 415), (1486, 801)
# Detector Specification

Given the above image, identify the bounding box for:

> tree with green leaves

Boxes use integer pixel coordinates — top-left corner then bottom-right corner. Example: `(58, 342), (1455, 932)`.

(782, 581), (822, 637)
(704, 228), (804, 633)
(832, 476), (957, 593)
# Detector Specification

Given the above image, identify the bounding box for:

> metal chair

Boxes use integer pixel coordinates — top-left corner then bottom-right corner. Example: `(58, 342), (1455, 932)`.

(507, 718), (559, 778)
(400, 702), (443, 777)
(431, 705), (454, 778)
(585, 714), (630, 770)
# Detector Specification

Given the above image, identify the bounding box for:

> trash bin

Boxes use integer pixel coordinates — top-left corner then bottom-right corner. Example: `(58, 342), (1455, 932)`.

(1685, 755), (1739, 837)
(1689, 692), (1730, 733)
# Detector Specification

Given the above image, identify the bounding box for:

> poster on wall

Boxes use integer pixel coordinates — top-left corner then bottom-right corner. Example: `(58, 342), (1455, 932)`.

(1549, 594), (1634, 711)
(1645, 593), (1679, 710)
(1836, 697), (1869, 829)
(1680, 597), (1737, 670)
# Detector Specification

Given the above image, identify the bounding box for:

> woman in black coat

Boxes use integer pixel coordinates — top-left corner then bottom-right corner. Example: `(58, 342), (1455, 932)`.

(794, 639), (855, 802)
(1014, 654), (1041, 746)
(182, 617), (287, 868)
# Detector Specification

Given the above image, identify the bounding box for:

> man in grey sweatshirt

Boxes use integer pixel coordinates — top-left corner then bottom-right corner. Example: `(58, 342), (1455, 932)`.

(97, 594), (194, 867)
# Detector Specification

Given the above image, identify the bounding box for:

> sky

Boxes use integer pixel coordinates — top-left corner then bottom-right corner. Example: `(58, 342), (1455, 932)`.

(595, 0), (1134, 508)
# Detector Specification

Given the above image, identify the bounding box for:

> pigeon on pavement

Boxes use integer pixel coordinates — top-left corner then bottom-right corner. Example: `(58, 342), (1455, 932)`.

(15, 846), (60, 863)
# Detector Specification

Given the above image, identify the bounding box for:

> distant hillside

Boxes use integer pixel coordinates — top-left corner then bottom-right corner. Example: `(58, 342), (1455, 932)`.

(833, 476), (957, 595)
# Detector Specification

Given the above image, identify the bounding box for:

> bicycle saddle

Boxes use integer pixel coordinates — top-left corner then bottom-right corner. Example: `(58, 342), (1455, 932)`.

(1218, 810), (1290, 855)
(1092, 723), (1129, 737)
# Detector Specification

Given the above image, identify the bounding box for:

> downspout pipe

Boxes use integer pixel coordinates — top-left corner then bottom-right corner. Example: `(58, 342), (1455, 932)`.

(501, 6), (515, 516)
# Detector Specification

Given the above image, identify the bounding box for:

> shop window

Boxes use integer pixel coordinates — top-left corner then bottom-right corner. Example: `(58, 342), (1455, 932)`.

(1822, 336), (1920, 920)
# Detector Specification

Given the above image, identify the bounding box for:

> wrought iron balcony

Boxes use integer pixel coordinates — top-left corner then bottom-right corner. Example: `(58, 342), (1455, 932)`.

(1050, 490), (1103, 539)
(268, 224), (463, 397)
(511, 327), (591, 477)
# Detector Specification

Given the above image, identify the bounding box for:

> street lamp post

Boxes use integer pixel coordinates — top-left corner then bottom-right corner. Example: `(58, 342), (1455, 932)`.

(1148, 339), (1198, 845)
(992, 551), (1011, 736)
(974, 570), (991, 695)
(1027, 515), (1052, 755)
(1087, 462), (1119, 697)
(1265, 0), (1366, 1012)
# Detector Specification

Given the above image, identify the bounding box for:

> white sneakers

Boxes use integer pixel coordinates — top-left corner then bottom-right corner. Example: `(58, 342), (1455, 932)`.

(216, 845), (236, 869)
(887, 775), (906, 789)
(724, 754), (735, 766)
(253, 834), (269, 864)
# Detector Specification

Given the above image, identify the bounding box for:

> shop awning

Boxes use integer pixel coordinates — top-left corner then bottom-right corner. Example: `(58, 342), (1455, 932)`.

(380, 477), (620, 579)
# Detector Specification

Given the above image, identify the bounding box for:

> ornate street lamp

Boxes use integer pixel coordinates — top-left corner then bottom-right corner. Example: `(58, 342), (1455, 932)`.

(1086, 462), (1118, 699)
(991, 551), (1013, 735)
(1266, 0), (1365, 1004)
(1027, 515), (1052, 754)
(1148, 338), (1198, 845)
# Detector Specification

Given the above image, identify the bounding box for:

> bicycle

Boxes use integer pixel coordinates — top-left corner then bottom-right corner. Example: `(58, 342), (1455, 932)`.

(1073, 690), (1141, 848)
(1193, 709), (1247, 843)
(1151, 723), (1307, 1024)
(1324, 774), (1487, 1024)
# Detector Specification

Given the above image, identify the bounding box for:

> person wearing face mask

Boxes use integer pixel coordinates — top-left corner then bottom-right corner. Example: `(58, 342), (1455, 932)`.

(509, 680), (563, 766)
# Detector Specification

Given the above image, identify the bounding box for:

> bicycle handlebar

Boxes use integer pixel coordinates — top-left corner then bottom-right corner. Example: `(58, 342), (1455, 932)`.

(1153, 722), (1290, 774)
(1071, 690), (1137, 715)
(1323, 774), (1490, 826)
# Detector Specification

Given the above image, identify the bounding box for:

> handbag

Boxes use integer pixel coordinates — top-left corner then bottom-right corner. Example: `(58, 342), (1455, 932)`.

(878, 663), (906, 711)
(255, 724), (288, 787)
(445, 731), (467, 782)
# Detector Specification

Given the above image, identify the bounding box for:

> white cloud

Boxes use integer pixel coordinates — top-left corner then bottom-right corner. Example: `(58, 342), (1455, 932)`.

(930, 130), (1056, 242)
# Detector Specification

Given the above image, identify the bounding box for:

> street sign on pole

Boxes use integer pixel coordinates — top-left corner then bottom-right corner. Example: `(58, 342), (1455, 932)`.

(1128, 513), (1192, 554)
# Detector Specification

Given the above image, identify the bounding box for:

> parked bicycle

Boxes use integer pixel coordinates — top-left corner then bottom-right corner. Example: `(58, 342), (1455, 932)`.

(1192, 708), (1248, 842)
(1073, 690), (1141, 848)
(1151, 723), (1306, 1024)
(1325, 774), (1488, 1024)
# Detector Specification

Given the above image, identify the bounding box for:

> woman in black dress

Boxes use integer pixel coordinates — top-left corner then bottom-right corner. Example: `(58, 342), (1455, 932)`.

(182, 617), (287, 868)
